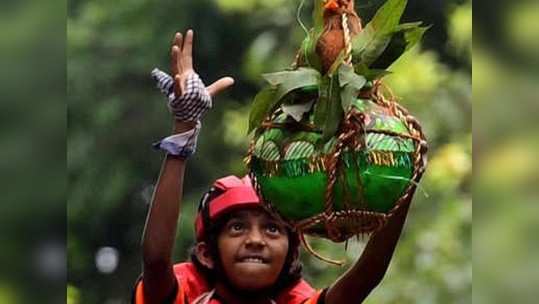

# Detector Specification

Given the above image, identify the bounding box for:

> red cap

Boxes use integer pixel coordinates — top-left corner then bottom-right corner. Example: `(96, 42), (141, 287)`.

(195, 175), (260, 241)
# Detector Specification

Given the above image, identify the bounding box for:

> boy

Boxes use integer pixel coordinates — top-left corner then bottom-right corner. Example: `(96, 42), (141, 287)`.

(134, 30), (414, 304)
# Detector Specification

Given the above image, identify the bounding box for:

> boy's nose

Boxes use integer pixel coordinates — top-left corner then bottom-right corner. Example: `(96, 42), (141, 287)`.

(245, 228), (266, 247)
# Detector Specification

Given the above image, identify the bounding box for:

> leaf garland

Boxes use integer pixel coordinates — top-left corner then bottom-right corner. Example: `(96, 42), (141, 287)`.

(325, 0), (428, 80)
(248, 0), (429, 139)
(314, 65), (367, 143)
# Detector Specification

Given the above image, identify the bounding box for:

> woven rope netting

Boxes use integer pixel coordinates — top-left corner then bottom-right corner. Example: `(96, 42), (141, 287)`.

(247, 12), (428, 265)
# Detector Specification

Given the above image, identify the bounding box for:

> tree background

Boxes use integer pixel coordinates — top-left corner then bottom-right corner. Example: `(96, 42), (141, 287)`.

(65, 0), (472, 303)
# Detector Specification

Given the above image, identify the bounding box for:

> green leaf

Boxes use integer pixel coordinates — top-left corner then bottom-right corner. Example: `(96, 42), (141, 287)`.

(338, 64), (367, 112)
(403, 24), (430, 51)
(370, 22), (430, 69)
(297, 31), (322, 70)
(281, 100), (315, 122)
(327, 50), (347, 76)
(294, 0), (325, 70)
(262, 67), (321, 104)
(370, 0), (408, 30)
(351, 0), (408, 66)
(248, 87), (278, 134)
(355, 64), (393, 80)
(313, 76), (343, 142)
(313, 76), (331, 128)
(249, 68), (322, 133)
(322, 78), (344, 142)
(338, 64), (367, 88)
(340, 84), (359, 113)
(262, 67), (319, 86)
(313, 0), (324, 32)
(309, 0), (325, 69)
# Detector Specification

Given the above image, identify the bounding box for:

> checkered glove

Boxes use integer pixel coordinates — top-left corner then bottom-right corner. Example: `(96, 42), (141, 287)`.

(151, 68), (212, 122)
(151, 68), (211, 158)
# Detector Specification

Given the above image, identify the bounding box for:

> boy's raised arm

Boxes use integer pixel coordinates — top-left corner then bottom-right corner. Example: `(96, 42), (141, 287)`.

(324, 189), (415, 304)
(141, 122), (193, 303)
(140, 30), (234, 303)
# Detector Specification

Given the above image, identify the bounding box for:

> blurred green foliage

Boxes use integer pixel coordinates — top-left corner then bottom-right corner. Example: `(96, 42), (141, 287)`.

(474, 1), (539, 303)
(0, 0), (66, 303)
(67, 0), (471, 303)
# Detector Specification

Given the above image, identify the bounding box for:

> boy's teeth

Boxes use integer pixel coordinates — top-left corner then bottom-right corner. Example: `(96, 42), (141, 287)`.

(243, 258), (263, 263)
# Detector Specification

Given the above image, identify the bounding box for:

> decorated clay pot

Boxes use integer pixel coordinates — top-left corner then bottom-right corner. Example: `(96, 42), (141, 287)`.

(248, 96), (427, 242)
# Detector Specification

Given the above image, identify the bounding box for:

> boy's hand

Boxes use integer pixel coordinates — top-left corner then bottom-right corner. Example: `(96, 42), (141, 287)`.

(151, 29), (234, 156)
(170, 30), (234, 98)
(152, 30), (234, 123)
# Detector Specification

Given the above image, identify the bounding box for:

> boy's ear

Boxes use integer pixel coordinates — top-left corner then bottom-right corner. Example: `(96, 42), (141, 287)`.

(195, 242), (215, 269)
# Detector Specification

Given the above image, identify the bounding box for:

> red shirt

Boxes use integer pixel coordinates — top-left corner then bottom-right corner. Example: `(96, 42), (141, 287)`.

(134, 262), (324, 304)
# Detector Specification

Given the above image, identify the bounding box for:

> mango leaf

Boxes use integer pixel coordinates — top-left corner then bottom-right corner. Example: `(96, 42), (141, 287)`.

(249, 68), (321, 133)
(282, 100), (315, 122)
(338, 64), (367, 88)
(262, 67), (320, 87)
(370, 22), (430, 69)
(355, 63), (393, 80)
(262, 67), (321, 104)
(339, 64), (367, 112)
(313, 76), (343, 142)
(340, 84), (359, 113)
(313, 76), (331, 128)
(351, 0), (408, 66)
(248, 87), (278, 134)
(322, 78), (344, 142)
(370, 0), (408, 30)
(403, 24), (430, 50)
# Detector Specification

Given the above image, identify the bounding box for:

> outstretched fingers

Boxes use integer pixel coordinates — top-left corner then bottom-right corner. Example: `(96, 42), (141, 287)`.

(168, 29), (231, 98)
(170, 33), (184, 96)
(207, 77), (235, 98)
(181, 30), (194, 73)
(171, 32), (183, 76)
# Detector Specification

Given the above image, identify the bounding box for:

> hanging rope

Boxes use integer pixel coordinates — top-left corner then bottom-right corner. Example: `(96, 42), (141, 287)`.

(341, 13), (353, 65)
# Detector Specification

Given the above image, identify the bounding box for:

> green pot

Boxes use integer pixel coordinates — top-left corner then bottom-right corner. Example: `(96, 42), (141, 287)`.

(249, 98), (420, 240)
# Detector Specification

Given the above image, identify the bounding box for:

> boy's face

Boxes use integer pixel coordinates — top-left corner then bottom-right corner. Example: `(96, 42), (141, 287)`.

(217, 207), (290, 291)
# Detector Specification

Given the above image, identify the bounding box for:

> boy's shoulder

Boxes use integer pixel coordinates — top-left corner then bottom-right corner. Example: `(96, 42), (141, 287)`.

(275, 277), (317, 303)
(172, 262), (211, 299)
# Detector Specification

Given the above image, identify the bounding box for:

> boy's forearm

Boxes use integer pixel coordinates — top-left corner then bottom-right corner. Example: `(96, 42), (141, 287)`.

(325, 202), (411, 304)
(141, 154), (186, 303)
(142, 155), (186, 266)
(142, 121), (193, 265)
(357, 202), (410, 284)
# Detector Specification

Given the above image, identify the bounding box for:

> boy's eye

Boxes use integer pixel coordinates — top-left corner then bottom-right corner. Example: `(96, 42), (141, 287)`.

(230, 222), (244, 232)
(266, 223), (282, 235)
